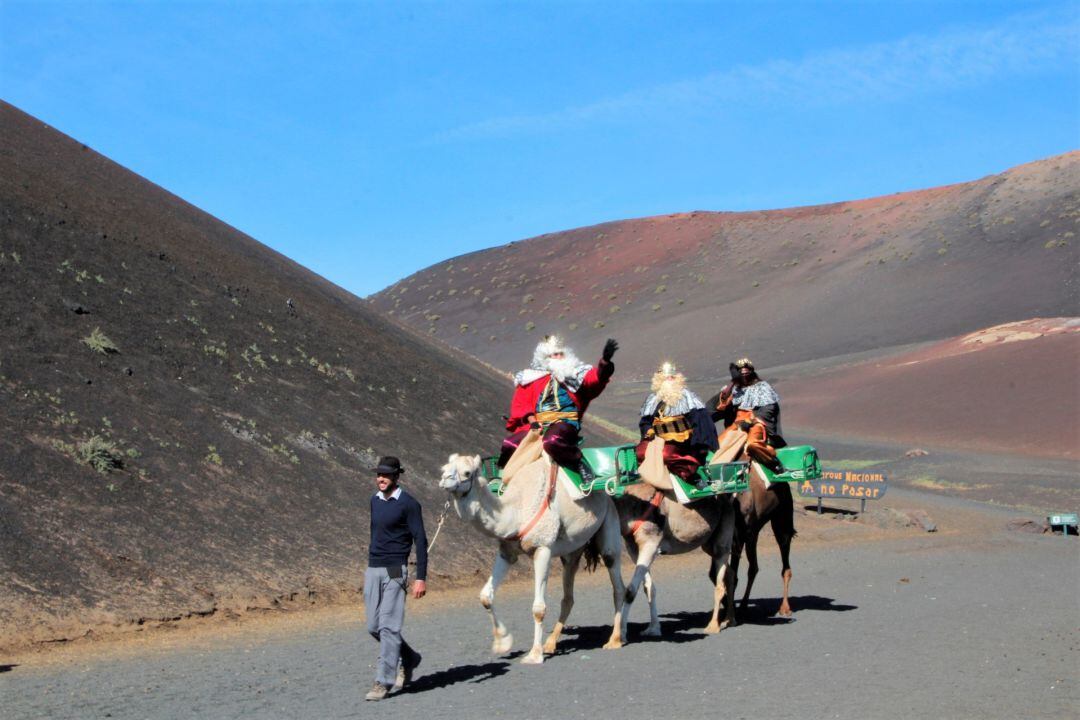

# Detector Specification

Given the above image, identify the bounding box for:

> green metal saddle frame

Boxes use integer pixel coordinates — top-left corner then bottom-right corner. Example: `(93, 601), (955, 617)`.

(481, 442), (796, 499)
(755, 445), (823, 484)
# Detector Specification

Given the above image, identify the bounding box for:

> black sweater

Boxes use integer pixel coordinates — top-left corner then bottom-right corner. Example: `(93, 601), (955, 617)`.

(368, 488), (428, 581)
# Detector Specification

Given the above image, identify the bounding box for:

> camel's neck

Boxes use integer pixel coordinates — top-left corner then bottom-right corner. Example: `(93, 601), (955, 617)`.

(454, 475), (519, 539)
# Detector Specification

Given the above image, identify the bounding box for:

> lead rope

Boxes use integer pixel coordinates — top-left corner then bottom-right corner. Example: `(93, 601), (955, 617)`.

(426, 499), (452, 553)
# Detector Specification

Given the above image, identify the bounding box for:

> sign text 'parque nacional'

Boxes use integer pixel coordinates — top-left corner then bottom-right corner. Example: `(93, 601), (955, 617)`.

(799, 469), (888, 500)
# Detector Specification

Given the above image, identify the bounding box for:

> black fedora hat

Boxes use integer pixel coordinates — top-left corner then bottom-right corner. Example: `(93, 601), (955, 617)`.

(374, 456), (405, 476)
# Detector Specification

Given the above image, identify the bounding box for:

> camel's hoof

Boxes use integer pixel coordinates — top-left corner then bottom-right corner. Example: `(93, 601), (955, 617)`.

(602, 639), (624, 650)
(542, 639), (558, 654)
(641, 625), (662, 638)
(492, 634), (514, 655)
(778, 606), (792, 618)
(520, 650), (545, 665)
(703, 622), (721, 634)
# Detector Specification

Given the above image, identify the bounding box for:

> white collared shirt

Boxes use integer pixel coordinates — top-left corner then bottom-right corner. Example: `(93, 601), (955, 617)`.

(374, 487), (402, 502)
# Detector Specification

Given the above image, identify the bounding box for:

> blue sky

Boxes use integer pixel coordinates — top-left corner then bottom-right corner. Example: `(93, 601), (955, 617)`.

(2, 1), (1077, 296)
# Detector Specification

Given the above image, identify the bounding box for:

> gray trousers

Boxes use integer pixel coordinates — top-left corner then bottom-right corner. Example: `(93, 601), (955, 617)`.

(363, 565), (417, 686)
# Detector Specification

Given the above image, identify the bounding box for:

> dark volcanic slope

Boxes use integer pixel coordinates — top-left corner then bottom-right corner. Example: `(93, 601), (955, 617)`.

(0, 102), (511, 647)
(373, 153), (1079, 384)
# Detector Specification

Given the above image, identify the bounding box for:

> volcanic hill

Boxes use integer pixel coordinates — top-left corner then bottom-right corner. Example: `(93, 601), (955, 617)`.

(0, 101), (542, 650)
(372, 154), (1079, 456)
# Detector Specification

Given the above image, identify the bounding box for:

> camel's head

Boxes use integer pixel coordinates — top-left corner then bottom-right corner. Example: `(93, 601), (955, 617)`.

(439, 453), (483, 497)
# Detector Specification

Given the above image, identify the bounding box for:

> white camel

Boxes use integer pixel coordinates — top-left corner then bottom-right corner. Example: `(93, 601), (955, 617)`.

(439, 452), (626, 664)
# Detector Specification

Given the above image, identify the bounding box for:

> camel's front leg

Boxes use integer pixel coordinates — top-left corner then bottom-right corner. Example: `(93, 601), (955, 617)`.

(740, 534), (759, 613)
(480, 552), (514, 655)
(776, 534), (794, 617)
(521, 546), (552, 664)
(642, 571), (661, 637)
(624, 539), (661, 638)
(543, 549), (583, 654)
(705, 554), (733, 634)
(599, 516), (628, 650)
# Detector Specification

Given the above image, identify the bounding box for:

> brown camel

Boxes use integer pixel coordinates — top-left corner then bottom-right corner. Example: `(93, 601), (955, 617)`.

(616, 483), (737, 638)
(731, 462), (796, 617)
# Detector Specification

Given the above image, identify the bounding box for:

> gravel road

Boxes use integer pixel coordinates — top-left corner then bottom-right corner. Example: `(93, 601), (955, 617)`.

(4, 492), (1077, 720)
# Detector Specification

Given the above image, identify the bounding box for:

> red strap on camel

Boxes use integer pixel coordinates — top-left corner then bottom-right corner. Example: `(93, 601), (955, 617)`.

(506, 460), (559, 542)
(627, 490), (664, 537)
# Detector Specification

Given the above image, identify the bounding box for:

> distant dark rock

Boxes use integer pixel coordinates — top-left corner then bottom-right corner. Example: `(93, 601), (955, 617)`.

(908, 509), (937, 532)
(1006, 518), (1049, 534)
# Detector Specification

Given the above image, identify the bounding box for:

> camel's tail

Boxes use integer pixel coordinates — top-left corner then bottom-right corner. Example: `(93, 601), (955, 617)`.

(581, 532), (603, 573)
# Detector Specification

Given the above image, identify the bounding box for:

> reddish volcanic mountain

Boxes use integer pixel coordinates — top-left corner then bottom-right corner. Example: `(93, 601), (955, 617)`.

(372, 154), (1079, 456)
(777, 319), (1079, 460)
(373, 153), (1077, 377)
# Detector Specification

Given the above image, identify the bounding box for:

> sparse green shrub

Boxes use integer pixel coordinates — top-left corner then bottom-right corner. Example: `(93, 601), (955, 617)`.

(78, 435), (124, 474)
(203, 342), (228, 358)
(654, 285), (666, 294)
(205, 445), (223, 465)
(652, 304), (661, 311)
(83, 327), (119, 354)
(525, 321), (536, 332)
(593, 320), (605, 329)
(271, 443), (300, 465)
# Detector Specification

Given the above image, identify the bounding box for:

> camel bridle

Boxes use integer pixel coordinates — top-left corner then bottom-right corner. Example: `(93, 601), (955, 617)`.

(445, 465), (475, 497)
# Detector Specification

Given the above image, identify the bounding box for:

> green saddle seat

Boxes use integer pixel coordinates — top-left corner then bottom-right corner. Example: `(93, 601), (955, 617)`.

(755, 445), (822, 484)
(662, 458), (750, 503)
(483, 445), (642, 496)
(562, 445), (641, 496)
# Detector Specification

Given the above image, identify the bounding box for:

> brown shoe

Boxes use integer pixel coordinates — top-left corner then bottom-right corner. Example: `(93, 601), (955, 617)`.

(365, 682), (389, 701)
(394, 650), (422, 690)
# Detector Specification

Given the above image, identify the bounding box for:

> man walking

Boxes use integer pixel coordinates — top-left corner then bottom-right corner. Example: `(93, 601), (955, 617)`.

(364, 456), (427, 701)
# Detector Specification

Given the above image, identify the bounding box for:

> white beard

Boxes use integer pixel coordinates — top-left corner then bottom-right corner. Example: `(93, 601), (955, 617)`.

(653, 375), (687, 408)
(546, 351), (584, 384)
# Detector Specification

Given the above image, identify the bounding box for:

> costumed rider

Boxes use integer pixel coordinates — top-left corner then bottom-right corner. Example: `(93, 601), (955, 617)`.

(709, 357), (786, 471)
(499, 335), (618, 480)
(636, 361), (719, 482)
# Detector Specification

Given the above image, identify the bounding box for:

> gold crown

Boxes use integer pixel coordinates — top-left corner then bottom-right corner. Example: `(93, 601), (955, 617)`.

(734, 357), (754, 369)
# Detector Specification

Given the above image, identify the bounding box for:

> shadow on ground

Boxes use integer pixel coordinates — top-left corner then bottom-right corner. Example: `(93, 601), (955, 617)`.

(655, 594), (858, 630)
(398, 660), (511, 694)
(739, 594), (859, 624)
(555, 621), (707, 654)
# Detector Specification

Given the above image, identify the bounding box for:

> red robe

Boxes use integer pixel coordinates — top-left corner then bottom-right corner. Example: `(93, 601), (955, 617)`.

(505, 359), (613, 433)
